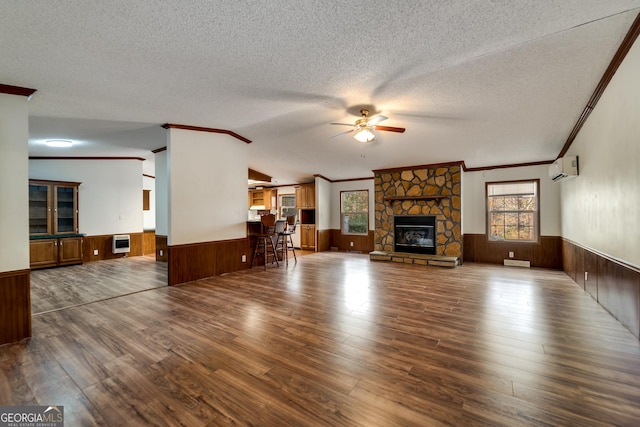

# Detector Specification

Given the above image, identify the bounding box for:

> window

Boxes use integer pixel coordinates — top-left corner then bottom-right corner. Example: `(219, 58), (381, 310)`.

(279, 194), (297, 219)
(487, 180), (539, 242)
(341, 190), (368, 235)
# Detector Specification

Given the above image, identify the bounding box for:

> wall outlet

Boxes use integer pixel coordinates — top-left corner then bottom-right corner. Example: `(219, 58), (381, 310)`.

(160, 250), (163, 256)
(508, 251), (514, 258)
(242, 254), (247, 263)
(93, 249), (99, 256)
(350, 242), (354, 247)
(585, 271), (589, 281)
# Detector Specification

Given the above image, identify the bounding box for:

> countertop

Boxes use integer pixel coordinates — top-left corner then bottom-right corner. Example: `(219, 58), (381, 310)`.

(30, 233), (85, 240)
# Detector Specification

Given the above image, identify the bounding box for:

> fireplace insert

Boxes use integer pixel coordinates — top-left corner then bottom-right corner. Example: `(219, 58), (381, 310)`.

(394, 215), (436, 255)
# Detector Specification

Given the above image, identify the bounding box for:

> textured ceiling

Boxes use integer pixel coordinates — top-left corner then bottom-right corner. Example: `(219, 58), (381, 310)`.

(2, 1), (640, 183)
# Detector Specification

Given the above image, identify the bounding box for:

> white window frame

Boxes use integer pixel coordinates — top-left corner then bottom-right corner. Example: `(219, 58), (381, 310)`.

(279, 193), (297, 220)
(486, 180), (539, 243)
(340, 190), (369, 236)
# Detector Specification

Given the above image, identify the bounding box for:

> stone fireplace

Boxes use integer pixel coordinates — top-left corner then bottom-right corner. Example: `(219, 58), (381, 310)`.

(373, 163), (462, 262)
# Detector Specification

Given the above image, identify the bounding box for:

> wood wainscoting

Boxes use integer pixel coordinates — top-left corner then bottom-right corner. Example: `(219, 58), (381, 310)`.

(82, 233), (144, 263)
(156, 235), (168, 262)
(168, 238), (251, 286)
(563, 239), (640, 339)
(143, 230), (156, 255)
(463, 234), (562, 269)
(0, 269), (31, 344)
(317, 229), (331, 252)
(327, 229), (375, 253)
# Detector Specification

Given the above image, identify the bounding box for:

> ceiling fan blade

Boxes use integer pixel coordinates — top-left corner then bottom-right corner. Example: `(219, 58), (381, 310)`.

(366, 115), (388, 126)
(330, 122), (355, 126)
(375, 125), (406, 133)
(330, 129), (354, 139)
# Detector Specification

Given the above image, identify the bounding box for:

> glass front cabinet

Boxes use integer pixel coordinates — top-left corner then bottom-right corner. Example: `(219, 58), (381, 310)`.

(29, 180), (80, 236)
(29, 179), (82, 269)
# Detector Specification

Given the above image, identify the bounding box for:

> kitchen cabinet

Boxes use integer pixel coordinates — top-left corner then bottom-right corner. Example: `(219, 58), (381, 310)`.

(248, 188), (273, 210)
(29, 179), (80, 236)
(295, 183), (315, 251)
(295, 184), (315, 209)
(30, 236), (83, 269)
(264, 189), (274, 210)
(300, 224), (316, 251)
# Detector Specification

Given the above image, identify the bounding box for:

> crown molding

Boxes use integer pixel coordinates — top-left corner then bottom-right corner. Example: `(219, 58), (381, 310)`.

(463, 160), (554, 172)
(162, 123), (251, 144)
(372, 161), (465, 174)
(0, 84), (37, 98)
(558, 11), (640, 158)
(331, 176), (374, 183)
(29, 156), (146, 161)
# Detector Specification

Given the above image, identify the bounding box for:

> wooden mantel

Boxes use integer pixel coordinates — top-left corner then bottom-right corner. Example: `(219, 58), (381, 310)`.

(383, 195), (447, 205)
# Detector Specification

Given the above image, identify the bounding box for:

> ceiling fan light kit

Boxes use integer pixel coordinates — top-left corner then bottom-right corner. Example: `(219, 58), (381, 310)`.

(331, 108), (406, 143)
(354, 128), (375, 143)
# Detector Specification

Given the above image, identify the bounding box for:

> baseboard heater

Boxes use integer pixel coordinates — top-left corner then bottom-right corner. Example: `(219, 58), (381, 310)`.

(504, 259), (530, 268)
(112, 234), (131, 254)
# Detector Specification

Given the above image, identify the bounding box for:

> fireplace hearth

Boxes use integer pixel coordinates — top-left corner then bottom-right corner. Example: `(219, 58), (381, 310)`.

(394, 215), (436, 255)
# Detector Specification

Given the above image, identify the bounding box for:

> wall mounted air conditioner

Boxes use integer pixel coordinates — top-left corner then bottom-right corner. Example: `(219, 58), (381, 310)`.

(112, 234), (131, 254)
(549, 156), (578, 182)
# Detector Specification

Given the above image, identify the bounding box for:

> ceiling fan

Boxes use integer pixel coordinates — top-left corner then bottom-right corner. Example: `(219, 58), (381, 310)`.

(330, 109), (406, 143)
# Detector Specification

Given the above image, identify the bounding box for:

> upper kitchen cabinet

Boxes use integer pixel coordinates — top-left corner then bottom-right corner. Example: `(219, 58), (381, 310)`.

(29, 179), (80, 236)
(295, 183), (315, 209)
(248, 188), (274, 210)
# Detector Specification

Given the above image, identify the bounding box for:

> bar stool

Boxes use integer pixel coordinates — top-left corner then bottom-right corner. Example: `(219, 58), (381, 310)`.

(277, 215), (297, 265)
(251, 214), (280, 270)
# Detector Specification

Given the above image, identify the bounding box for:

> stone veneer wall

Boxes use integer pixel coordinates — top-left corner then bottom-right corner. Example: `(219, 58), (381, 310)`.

(374, 164), (462, 257)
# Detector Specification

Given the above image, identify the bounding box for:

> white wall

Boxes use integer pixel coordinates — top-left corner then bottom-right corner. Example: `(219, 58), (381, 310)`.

(0, 94), (29, 272)
(29, 159), (144, 236)
(329, 179), (375, 230)
(167, 128), (247, 245)
(316, 176), (331, 230)
(155, 150), (168, 236)
(562, 36), (640, 267)
(142, 157), (155, 231)
(462, 164), (561, 236)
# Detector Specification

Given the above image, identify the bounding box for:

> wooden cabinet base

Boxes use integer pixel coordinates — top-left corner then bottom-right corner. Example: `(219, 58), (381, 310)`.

(30, 236), (83, 269)
(300, 224), (316, 251)
(29, 239), (59, 268)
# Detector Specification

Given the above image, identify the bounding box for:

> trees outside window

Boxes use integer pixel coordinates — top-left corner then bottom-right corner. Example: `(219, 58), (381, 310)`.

(487, 180), (539, 242)
(341, 190), (368, 235)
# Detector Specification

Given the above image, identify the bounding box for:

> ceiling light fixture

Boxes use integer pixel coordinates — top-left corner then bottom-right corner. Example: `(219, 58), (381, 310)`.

(45, 139), (73, 148)
(353, 128), (375, 143)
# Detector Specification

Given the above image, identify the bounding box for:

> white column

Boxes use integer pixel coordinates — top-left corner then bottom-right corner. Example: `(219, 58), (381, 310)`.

(0, 93), (30, 273)
(167, 128), (248, 246)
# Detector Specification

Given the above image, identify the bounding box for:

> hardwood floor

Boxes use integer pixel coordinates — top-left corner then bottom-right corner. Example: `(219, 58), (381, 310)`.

(30, 256), (167, 314)
(2, 253), (640, 426)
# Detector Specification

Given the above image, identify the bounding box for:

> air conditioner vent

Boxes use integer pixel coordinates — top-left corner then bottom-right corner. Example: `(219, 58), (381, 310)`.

(112, 234), (131, 254)
(549, 156), (578, 182)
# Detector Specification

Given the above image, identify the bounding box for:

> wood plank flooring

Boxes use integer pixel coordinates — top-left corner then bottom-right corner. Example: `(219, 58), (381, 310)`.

(2, 253), (640, 426)
(29, 256), (167, 314)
